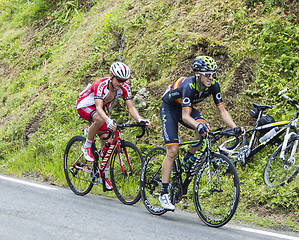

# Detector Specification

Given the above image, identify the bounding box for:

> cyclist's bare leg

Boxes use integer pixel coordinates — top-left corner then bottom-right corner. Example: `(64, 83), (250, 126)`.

(82, 112), (107, 162)
(162, 143), (179, 183)
(160, 144), (178, 210)
(87, 112), (105, 142)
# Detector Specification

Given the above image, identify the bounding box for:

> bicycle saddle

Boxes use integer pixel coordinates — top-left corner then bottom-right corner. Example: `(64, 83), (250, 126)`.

(253, 103), (272, 111)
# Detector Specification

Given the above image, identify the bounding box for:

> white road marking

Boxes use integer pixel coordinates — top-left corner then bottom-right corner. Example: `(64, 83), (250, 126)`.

(227, 225), (299, 240)
(0, 175), (57, 190)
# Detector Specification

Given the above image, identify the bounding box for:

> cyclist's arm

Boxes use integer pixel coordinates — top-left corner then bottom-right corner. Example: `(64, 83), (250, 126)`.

(182, 107), (202, 129)
(217, 103), (237, 129)
(125, 99), (143, 121)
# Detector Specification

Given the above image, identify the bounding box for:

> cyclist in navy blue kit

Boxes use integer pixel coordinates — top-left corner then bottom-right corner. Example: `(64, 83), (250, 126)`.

(159, 56), (244, 210)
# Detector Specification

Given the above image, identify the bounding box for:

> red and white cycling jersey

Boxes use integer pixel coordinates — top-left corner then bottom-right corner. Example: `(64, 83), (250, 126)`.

(76, 77), (132, 113)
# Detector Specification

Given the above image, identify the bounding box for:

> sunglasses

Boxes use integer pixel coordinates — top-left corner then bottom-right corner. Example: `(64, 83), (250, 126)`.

(114, 76), (127, 83)
(199, 72), (216, 78)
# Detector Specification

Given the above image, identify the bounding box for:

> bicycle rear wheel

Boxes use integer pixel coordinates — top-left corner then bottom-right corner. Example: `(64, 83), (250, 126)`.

(140, 147), (167, 215)
(64, 136), (93, 195)
(264, 135), (299, 187)
(193, 153), (240, 227)
(110, 141), (143, 205)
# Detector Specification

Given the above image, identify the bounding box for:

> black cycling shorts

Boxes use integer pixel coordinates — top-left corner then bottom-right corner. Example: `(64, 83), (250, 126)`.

(160, 102), (205, 144)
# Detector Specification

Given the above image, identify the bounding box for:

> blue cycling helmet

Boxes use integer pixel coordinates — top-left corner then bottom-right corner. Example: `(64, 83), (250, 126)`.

(192, 56), (217, 72)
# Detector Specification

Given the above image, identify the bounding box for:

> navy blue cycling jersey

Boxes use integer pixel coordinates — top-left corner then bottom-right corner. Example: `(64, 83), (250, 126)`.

(162, 76), (224, 108)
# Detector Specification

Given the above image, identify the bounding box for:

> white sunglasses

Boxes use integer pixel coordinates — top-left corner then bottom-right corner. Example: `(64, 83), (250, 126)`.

(199, 72), (216, 77)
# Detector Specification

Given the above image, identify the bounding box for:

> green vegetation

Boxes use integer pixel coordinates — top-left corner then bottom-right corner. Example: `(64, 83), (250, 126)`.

(0, 0), (298, 231)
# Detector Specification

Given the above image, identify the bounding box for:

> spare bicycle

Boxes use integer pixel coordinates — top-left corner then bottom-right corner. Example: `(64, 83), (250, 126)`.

(217, 88), (299, 186)
(64, 123), (147, 205)
(140, 129), (240, 228)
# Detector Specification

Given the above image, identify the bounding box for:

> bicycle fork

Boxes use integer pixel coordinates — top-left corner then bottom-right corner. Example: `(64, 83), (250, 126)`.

(280, 118), (298, 169)
(205, 140), (222, 193)
(116, 141), (134, 177)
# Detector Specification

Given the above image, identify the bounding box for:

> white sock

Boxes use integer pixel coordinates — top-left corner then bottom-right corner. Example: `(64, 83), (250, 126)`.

(104, 168), (109, 178)
(84, 139), (93, 148)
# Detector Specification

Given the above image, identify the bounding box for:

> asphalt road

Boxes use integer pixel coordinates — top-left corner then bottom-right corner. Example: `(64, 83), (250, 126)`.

(0, 174), (298, 240)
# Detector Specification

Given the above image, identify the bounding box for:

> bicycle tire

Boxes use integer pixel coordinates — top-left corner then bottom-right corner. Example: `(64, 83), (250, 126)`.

(140, 147), (167, 215)
(110, 141), (144, 205)
(64, 136), (93, 196)
(264, 135), (299, 187)
(193, 152), (240, 227)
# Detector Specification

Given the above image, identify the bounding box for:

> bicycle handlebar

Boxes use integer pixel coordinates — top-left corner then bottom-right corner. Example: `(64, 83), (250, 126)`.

(207, 127), (241, 150)
(191, 137), (204, 148)
(279, 88), (299, 110)
(103, 123), (148, 140)
(220, 129), (240, 150)
(190, 128), (240, 149)
(278, 88), (288, 96)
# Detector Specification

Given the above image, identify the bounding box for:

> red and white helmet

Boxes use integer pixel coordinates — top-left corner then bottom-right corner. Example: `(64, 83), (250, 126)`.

(110, 62), (131, 80)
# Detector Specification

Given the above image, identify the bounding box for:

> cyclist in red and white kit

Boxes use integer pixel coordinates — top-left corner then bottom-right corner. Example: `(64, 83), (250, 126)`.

(76, 62), (150, 190)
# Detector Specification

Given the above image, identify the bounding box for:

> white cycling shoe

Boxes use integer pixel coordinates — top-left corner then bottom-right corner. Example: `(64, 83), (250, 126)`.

(159, 193), (175, 211)
(81, 146), (95, 162)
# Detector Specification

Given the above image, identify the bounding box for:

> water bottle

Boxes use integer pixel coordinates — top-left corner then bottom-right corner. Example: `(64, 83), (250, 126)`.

(259, 127), (279, 143)
(183, 155), (196, 173)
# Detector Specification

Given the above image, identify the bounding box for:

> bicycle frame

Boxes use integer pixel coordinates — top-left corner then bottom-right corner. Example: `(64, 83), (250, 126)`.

(172, 135), (214, 198)
(100, 129), (135, 176)
(98, 130), (121, 172)
(246, 121), (290, 157)
(91, 124), (146, 189)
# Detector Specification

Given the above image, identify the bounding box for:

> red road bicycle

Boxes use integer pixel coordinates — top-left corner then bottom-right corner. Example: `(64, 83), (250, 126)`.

(64, 123), (147, 205)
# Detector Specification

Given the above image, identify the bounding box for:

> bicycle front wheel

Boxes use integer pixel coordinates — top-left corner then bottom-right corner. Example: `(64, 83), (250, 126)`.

(193, 153), (240, 227)
(110, 141), (144, 205)
(264, 135), (299, 187)
(64, 136), (93, 196)
(140, 147), (167, 215)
